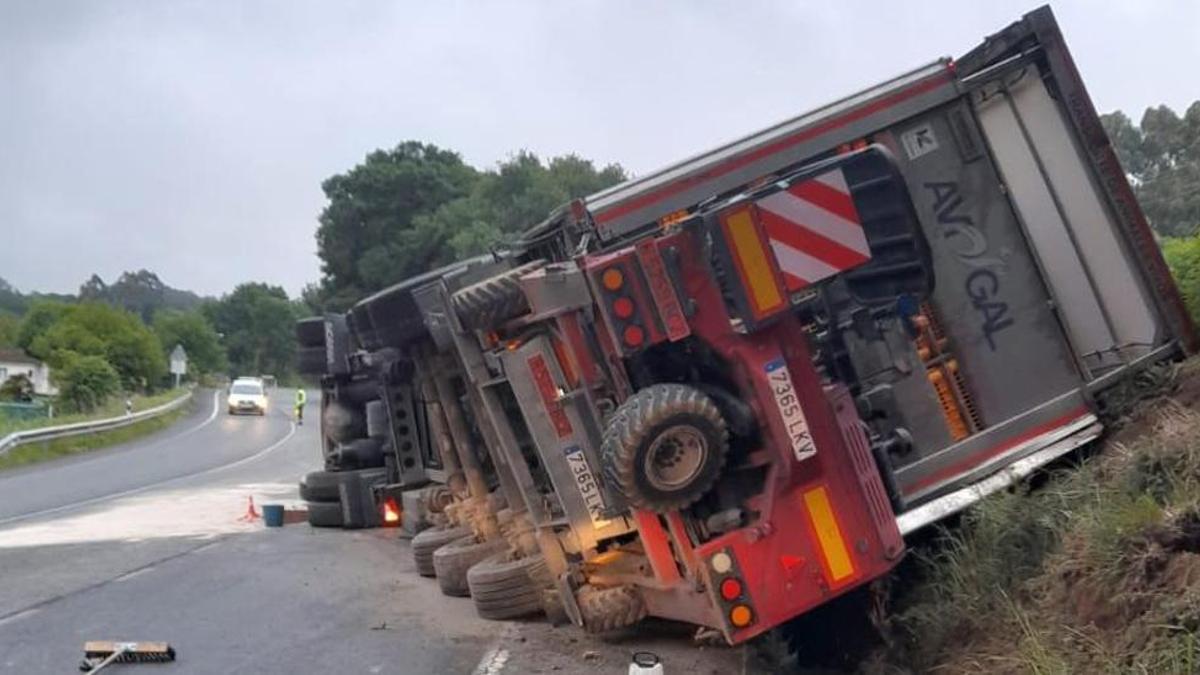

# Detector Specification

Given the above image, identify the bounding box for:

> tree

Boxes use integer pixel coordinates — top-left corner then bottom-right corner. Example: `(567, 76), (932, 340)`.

(203, 283), (298, 378)
(78, 270), (204, 323)
(24, 302), (165, 390)
(1101, 102), (1200, 237)
(16, 300), (68, 352)
(312, 144), (626, 308)
(152, 310), (227, 376)
(315, 142), (479, 305)
(0, 312), (18, 348)
(57, 355), (121, 413)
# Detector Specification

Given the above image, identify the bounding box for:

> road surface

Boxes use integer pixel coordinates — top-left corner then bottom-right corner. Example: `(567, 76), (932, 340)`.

(0, 389), (754, 674)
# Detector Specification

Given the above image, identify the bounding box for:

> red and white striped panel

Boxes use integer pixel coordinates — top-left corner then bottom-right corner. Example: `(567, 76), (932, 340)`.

(756, 169), (870, 291)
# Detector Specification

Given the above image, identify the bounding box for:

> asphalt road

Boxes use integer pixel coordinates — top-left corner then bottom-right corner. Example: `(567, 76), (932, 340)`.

(0, 389), (295, 524)
(0, 388), (753, 674)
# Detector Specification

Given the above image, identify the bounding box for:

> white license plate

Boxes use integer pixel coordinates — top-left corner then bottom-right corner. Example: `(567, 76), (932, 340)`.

(564, 445), (610, 527)
(765, 358), (817, 462)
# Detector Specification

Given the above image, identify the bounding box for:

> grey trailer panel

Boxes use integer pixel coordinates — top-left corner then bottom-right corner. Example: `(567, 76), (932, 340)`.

(975, 68), (1159, 373)
(878, 102), (1081, 428)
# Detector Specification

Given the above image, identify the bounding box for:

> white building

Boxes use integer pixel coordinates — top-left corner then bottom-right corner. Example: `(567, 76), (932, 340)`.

(0, 348), (57, 396)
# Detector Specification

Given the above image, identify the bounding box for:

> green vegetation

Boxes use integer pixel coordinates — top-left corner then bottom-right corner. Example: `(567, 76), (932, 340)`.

(308, 142), (625, 310)
(1102, 103), (1200, 238)
(1162, 236), (1200, 325)
(153, 309), (227, 375)
(878, 361), (1200, 673)
(0, 387), (186, 437)
(0, 402), (190, 472)
(202, 283), (300, 378)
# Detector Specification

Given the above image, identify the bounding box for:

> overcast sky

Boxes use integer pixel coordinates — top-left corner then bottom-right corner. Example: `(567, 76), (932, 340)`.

(2, 1), (1197, 299)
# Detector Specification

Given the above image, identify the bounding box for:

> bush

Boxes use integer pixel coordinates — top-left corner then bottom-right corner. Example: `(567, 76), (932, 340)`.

(58, 355), (121, 413)
(1162, 235), (1200, 325)
(0, 373), (34, 402)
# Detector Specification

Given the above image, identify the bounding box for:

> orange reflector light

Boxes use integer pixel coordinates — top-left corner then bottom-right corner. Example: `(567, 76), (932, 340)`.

(381, 498), (401, 526)
(723, 207), (784, 318)
(613, 297), (635, 319)
(729, 604), (753, 628)
(601, 267), (625, 291)
(719, 578), (742, 601)
(623, 324), (645, 348)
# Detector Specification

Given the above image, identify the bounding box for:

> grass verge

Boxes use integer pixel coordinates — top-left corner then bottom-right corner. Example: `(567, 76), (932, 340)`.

(868, 359), (1200, 673)
(0, 404), (191, 472)
(0, 388), (188, 437)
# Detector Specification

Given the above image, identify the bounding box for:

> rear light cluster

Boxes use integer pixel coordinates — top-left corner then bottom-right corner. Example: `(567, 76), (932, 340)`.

(594, 259), (651, 351)
(709, 549), (755, 630)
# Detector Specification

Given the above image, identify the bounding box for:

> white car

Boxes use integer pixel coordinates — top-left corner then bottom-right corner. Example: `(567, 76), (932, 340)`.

(227, 379), (268, 416)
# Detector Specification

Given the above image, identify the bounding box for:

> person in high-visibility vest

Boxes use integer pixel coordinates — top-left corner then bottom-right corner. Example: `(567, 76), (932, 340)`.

(295, 388), (307, 425)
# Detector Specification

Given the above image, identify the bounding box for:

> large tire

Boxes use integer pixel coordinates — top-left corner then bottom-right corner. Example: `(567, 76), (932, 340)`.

(306, 501), (344, 528)
(577, 585), (647, 633)
(411, 525), (471, 577)
(600, 384), (729, 513)
(296, 346), (326, 375)
(467, 552), (549, 620)
(432, 536), (508, 597)
(299, 467), (387, 503)
(365, 400), (389, 439)
(295, 316), (326, 348)
(450, 261), (544, 331)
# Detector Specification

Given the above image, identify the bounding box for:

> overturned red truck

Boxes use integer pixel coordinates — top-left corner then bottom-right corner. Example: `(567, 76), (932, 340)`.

(299, 5), (1195, 654)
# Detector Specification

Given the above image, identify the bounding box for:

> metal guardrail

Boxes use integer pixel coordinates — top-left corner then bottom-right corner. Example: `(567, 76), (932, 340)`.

(0, 389), (195, 457)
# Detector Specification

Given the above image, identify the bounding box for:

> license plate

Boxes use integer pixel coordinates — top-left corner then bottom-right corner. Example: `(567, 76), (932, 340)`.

(765, 358), (817, 462)
(564, 445), (610, 527)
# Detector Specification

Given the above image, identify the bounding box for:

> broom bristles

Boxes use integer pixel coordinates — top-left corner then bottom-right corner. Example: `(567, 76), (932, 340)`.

(83, 641), (176, 661)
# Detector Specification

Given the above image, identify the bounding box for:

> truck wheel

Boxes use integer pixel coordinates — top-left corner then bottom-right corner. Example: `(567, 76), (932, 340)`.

(365, 400), (389, 439)
(576, 585), (647, 633)
(466, 552), (549, 620)
(296, 346), (326, 375)
(299, 467), (387, 503)
(600, 384), (729, 513)
(432, 536), (508, 597)
(306, 501), (344, 528)
(411, 525), (471, 577)
(295, 317), (326, 348)
(450, 260), (544, 331)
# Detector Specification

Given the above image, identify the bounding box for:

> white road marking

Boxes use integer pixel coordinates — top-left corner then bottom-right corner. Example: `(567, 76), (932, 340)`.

(0, 405), (297, 529)
(472, 624), (516, 675)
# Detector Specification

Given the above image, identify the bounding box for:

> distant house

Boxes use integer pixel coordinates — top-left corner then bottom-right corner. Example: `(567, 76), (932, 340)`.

(0, 348), (57, 396)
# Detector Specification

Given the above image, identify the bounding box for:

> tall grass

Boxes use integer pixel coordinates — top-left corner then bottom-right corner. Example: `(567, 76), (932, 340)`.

(888, 392), (1200, 671)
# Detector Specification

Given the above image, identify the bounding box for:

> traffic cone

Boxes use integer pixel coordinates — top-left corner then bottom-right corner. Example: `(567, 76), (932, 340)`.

(238, 495), (261, 522)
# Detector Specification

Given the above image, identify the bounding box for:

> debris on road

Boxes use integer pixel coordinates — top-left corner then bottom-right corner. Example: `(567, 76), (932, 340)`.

(80, 641), (175, 673)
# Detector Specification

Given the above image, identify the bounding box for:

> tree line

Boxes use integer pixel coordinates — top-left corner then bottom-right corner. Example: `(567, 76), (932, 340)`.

(1102, 102), (1200, 325)
(0, 272), (304, 412)
(305, 143), (626, 310)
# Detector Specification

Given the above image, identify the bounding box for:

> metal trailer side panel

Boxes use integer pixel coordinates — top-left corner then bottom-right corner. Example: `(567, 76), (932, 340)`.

(961, 5), (1197, 355)
(975, 68), (1159, 374)
(586, 63), (959, 242)
(875, 101), (1081, 427)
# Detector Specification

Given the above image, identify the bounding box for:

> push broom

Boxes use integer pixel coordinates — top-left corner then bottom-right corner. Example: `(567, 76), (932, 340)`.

(79, 641), (176, 672)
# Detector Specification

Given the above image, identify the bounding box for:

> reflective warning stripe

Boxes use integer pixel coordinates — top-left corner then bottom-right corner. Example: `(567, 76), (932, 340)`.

(803, 485), (855, 583)
(724, 208), (785, 317)
(756, 168), (870, 290)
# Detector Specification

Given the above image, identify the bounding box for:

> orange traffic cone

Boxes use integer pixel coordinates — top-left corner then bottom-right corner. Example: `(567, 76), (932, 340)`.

(238, 495), (261, 522)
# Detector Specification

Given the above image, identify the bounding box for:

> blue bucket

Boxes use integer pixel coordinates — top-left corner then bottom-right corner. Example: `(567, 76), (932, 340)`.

(262, 504), (285, 527)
